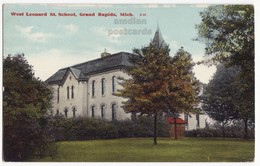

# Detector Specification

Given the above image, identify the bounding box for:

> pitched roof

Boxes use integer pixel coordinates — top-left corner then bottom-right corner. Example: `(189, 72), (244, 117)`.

(167, 117), (186, 124)
(70, 67), (81, 79)
(45, 52), (137, 85)
(151, 26), (167, 49)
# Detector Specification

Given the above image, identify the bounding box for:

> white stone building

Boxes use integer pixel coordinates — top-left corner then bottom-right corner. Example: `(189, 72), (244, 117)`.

(45, 27), (205, 130)
(45, 51), (133, 121)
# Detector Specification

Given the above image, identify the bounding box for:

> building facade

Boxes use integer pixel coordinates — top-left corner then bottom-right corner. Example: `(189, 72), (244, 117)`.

(45, 27), (205, 130)
(45, 52), (134, 121)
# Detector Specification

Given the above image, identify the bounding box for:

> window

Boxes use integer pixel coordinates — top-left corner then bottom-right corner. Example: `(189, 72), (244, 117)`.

(101, 78), (105, 95)
(57, 87), (60, 103)
(91, 106), (95, 118)
(71, 86), (74, 99)
(72, 107), (76, 118)
(64, 108), (68, 118)
(67, 86), (70, 99)
(92, 80), (95, 97)
(112, 76), (116, 93)
(101, 105), (105, 119)
(112, 103), (116, 121)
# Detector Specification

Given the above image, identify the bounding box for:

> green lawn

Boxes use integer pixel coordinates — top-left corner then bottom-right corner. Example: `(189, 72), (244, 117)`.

(31, 138), (254, 162)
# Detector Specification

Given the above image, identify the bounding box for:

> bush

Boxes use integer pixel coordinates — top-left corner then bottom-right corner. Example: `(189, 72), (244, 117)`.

(3, 106), (56, 161)
(49, 116), (119, 141)
(185, 128), (220, 137)
(49, 116), (169, 141)
(112, 120), (135, 138)
(185, 124), (255, 139)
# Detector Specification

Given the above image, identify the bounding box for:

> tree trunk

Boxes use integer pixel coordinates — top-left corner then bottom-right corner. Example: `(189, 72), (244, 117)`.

(222, 122), (225, 139)
(153, 113), (157, 145)
(244, 118), (248, 139)
(174, 117), (177, 140)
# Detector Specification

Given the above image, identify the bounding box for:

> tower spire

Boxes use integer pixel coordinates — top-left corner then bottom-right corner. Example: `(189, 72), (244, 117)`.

(151, 25), (167, 49)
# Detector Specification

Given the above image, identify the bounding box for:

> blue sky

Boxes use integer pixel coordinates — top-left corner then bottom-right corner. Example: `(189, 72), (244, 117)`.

(3, 4), (216, 83)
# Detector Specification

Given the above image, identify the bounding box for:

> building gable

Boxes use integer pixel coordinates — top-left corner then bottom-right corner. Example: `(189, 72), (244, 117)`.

(60, 68), (79, 86)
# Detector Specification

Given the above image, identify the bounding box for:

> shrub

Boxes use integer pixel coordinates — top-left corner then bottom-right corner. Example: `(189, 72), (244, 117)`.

(49, 116), (169, 141)
(112, 120), (135, 138)
(185, 125), (255, 139)
(3, 106), (56, 161)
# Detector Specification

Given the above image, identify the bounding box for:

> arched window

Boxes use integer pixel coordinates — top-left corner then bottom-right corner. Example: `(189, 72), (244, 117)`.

(71, 85), (74, 99)
(101, 105), (105, 120)
(64, 108), (68, 118)
(101, 78), (105, 95)
(92, 80), (95, 97)
(91, 105), (95, 118)
(112, 76), (116, 93)
(72, 107), (76, 118)
(112, 103), (116, 121)
(67, 86), (70, 99)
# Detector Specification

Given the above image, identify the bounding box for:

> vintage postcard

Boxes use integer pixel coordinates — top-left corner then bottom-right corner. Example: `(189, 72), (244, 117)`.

(2, 3), (255, 162)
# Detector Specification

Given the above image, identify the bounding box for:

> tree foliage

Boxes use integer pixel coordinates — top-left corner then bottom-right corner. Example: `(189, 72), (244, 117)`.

(116, 45), (200, 144)
(202, 64), (240, 138)
(196, 5), (254, 67)
(3, 54), (55, 161)
(196, 5), (254, 139)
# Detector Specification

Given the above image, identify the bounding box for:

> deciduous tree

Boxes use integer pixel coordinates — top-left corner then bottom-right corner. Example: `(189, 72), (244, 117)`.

(3, 54), (55, 161)
(202, 64), (240, 138)
(196, 5), (254, 139)
(117, 45), (200, 145)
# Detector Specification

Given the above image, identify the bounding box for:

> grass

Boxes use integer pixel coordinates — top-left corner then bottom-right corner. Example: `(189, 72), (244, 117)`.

(30, 137), (254, 162)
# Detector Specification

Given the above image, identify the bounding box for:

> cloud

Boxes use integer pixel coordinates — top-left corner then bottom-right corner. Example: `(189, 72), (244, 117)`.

(92, 26), (108, 36)
(168, 40), (180, 53)
(65, 24), (78, 34)
(64, 24), (79, 34)
(26, 49), (93, 80)
(192, 56), (216, 84)
(15, 25), (54, 42)
(191, 4), (210, 8)
(91, 26), (122, 44)
(193, 64), (216, 84)
(161, 4), (176, 8)
(57, 24), (79, 34)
